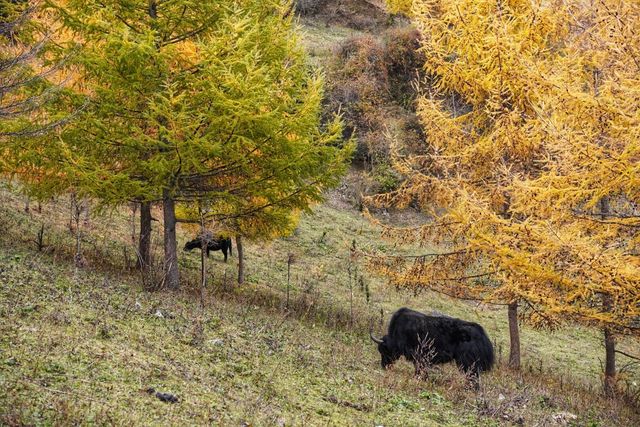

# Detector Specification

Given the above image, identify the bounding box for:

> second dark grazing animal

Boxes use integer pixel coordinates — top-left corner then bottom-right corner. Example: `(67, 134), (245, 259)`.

(183, 234), (233, 262)
(370, 307), (494, 386)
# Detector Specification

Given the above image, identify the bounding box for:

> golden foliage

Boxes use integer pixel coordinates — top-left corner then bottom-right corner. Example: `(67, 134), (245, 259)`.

(368, 0), (640, 333)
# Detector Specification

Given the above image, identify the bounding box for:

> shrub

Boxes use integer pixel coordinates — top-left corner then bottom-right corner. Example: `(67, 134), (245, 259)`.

(370, 161), (401, 194)
(324, 26), (426, 185)
(294, 0), (327, 15)
(325, 35), (390, 164)
(383, 27), (425, 107)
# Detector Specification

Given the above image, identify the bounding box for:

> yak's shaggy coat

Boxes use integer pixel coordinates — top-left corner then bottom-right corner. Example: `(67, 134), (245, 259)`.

(371, 307), (494, 381)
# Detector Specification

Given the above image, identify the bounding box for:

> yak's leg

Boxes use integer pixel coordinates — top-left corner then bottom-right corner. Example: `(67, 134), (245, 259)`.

(222, 247), (228, 262)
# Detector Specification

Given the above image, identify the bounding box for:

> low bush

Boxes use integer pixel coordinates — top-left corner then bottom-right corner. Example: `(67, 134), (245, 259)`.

(294, 0), (327, 16)
(325, 26), (426, 193)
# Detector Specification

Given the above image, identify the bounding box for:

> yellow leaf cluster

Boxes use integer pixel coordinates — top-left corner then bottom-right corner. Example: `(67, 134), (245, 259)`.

(368, 0), (640, 333)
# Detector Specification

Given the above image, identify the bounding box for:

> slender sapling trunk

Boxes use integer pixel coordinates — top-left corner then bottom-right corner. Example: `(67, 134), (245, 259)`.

(138, 201), (152, 270)
(236, 235), (244, 285)
(508, 301), (521, 370)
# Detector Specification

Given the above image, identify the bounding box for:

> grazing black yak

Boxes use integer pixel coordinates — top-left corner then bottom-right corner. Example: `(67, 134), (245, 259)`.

(370, 307), (494, 385)
(183, 234), (232, 262)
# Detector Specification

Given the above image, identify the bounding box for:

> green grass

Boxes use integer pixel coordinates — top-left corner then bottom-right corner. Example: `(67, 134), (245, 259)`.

(0, 188), (638, 426)
(0, 249), (487, 426)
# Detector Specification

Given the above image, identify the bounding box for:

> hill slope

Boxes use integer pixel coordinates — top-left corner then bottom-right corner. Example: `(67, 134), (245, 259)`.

(1, 4), (639, 426)
(0, 247), (477, 426)
(0, 187), (638, 425)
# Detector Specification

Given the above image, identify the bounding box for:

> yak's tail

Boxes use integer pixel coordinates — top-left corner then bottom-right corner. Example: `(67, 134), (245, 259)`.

(476, 325), (495, 371)
(228, 237), (233, 256)
(457, 324), (495, 373)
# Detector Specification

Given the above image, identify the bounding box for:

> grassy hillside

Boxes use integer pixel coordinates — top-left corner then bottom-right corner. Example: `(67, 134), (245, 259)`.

(1, 6), (639, 427)
(0, 191), (485, 426)
(0, 247), (477, 426)
(0, 187), (638, 426)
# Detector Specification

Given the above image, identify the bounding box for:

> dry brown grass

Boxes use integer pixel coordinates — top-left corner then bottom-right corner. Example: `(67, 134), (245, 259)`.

(297, 0), (394, 31)
(321, 25), (426, 202)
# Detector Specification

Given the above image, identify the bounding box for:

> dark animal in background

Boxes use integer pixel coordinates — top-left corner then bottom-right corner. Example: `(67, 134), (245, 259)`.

(370, 307), (494, 386)
(184, 234), (233, 262)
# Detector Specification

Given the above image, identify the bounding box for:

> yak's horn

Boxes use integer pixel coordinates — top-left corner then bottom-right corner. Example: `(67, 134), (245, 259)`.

(369, 332), (383, 344)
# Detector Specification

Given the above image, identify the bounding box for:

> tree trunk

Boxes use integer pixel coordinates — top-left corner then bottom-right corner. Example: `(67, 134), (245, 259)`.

(508, 301), (521, 370)
(236, 235), (244, 285)
(604, 325), (616, 396)
(286, 253), (292, 308)
(200, 229), (207, 306)
(162, 190), (179, 289)
(199, 210), (207, 307)
(130, 203), (137, 243)
(69, 192), (76, 233)
(137, 201), (152, 270)
(74, 207), (83, 267)
(603, 293), (616, 396)
(599, 198), (616, 396)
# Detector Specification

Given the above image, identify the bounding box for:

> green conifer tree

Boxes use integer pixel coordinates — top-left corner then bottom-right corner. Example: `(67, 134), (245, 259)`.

(46, 0), (351, 288)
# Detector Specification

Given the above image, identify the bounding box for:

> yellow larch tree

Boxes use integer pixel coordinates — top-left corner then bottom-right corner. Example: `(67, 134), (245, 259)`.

(367, 0), (573, 369)
(377, 0), (639, 392)
(38, 0), (351, 290)
(506, 0), (640, 395)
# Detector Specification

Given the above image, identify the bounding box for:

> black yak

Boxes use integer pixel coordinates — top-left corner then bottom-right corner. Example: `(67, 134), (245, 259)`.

(370, 307), (494, 385)
(183, 234), (232, 262)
